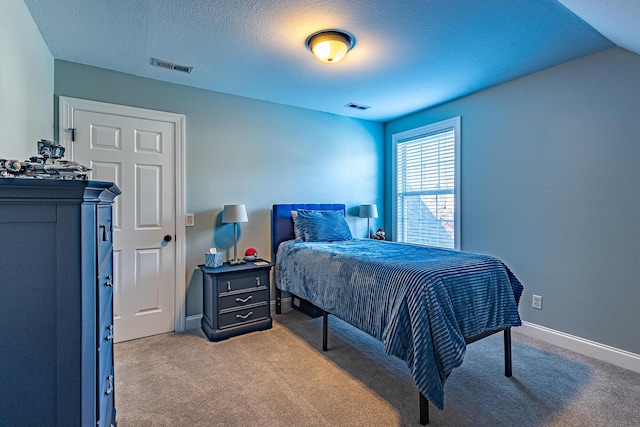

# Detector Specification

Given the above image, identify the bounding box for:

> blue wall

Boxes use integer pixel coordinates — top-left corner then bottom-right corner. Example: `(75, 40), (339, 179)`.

(385, 47), (640, 354)
(0, 0), (53, 159)
(54, 60), (384, 318)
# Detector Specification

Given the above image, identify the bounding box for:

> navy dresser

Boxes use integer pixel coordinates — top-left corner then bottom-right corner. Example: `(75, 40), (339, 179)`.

(0, 179), (120, 426)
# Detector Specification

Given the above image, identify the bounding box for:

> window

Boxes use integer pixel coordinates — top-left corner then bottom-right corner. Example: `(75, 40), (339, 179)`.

(392, 117), (460, 249)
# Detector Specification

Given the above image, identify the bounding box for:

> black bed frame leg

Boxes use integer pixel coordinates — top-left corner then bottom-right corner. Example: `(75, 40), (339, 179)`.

(276, 288), (281, 314)
(504, 327), (512, 377)
(322, 311), (328, 351)
(419, 392), (429, 425)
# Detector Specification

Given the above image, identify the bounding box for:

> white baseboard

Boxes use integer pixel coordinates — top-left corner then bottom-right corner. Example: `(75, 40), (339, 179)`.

(517, 321), (640, 373)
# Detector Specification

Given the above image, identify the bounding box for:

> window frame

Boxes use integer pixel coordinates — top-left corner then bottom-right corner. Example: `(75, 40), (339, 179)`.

(391, 116), (461, 249)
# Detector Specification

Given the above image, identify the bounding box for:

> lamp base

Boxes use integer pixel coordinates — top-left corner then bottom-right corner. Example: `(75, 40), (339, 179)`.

(229, 258), (246, 265)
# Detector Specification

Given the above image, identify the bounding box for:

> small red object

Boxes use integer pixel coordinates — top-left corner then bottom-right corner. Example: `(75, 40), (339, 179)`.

(245, 248), (258, 257)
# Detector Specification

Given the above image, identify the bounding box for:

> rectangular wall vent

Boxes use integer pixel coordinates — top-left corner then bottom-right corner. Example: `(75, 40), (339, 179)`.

(151, 58), (193, 74)
(345, 102), (371, 111)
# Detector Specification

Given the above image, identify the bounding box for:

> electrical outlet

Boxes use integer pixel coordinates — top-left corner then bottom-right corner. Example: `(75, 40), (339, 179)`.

(185, 213), (195, 227)
(532, 294), (542, 310)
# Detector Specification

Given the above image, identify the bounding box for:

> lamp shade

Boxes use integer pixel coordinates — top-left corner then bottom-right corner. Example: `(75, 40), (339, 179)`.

(306, 30), (355, 63)
(359, 204), (378, 219)
(222, 204), (248, 223)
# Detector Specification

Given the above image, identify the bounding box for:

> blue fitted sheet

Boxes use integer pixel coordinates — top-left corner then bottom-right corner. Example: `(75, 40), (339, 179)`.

(275, 238), (523, 409)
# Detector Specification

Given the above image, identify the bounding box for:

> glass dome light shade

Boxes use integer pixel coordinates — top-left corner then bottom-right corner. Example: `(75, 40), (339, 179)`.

(306, 31), (354, 63)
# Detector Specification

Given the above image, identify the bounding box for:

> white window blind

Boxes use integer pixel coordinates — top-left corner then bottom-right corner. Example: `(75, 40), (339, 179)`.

(393, 117), (460, 249)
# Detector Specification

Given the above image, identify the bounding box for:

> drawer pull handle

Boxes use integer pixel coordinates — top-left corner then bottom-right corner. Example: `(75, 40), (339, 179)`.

(105, 374), (114, 395)
(105, 275), (113, 287)
(100, 224), (109, 242)
(255, 277), (260, 287)
(106, 324), (114, 341)
(236, 311), (253, 320)
(236, 295), (253, 303)
(227, 281), (231, 291)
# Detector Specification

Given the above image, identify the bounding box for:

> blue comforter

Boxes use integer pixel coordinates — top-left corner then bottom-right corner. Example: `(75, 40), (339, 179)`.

(275, 239), (523, 409)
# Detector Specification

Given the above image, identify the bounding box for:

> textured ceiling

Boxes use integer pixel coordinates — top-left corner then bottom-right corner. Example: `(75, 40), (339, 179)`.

(23, 0), (619, 122)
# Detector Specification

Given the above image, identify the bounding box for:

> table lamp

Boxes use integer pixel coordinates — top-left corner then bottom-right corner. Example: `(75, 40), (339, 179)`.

(222, 204), (248, 265)
(359, 204), (378, 238)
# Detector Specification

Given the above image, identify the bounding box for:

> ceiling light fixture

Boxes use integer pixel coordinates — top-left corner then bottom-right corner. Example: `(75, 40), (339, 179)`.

(305, 30), (355, 64)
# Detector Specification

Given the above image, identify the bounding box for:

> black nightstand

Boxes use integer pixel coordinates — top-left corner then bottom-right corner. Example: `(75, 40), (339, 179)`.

(199, 260), (273, 341)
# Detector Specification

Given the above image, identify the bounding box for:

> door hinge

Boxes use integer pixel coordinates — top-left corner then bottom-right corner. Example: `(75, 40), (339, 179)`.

(67, 128), (76, 142)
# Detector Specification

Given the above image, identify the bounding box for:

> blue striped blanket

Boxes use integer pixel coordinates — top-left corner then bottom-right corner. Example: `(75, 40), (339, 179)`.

(275, 239), (523, 409)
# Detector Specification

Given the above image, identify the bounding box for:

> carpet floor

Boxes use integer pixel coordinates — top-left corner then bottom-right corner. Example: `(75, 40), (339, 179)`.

(114, 310), (640, 426)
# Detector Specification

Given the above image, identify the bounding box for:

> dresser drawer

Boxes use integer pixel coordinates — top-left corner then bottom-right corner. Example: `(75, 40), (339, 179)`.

(219, 303), (269, 329)
(97, 302), (114, 407)
(98, 320), (114, 366)
(99, 389), (115, 427)
(216, 271), (268, 293)
(97, 256), (114, 330)
(98, 367), (115, 427)
(219, 287), (268, 311)
(97, 331), (113, 399)
(97, 205), (113, 268)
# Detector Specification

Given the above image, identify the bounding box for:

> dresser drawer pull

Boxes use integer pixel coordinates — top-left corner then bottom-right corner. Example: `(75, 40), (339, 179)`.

(105, 275), (113, 287)
(106, 324), (114, 341)
(100, 224), (109, 242)
(255, 277), (260, 287)
(105, 374), (114, 395)
(236, 311), (253, 320)
(235, 295), (253, 303)
(227, 281), (231, 291)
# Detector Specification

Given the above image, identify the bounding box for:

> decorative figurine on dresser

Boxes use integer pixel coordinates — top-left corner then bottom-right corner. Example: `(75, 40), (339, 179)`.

(0, 150), (120, 425)
(199, 257), (274, 342)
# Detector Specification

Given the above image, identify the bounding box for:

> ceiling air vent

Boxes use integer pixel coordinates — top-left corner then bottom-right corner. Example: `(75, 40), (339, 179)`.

(345, 102), (371, 111)
(151, 58), (193, 74)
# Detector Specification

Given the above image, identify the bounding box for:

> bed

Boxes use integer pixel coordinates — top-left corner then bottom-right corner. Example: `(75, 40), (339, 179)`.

(272, 204), (523, 425)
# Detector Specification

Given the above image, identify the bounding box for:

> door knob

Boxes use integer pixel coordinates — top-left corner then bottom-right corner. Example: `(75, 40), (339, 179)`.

(164, 235), (172, 242)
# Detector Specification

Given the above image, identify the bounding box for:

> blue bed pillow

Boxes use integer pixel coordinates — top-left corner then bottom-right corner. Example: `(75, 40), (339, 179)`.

(291, 210), (304, 241)
(291, 209), (353, 242)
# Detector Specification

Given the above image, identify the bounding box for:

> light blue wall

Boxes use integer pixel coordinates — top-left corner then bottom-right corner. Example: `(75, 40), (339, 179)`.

(54, 60), (384, 317)
(0, 0), (53, 159)
(385, 47), (640, 354)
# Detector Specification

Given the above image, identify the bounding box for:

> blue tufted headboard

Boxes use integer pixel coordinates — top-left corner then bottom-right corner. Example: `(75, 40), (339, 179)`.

(271, 204), (346, 255)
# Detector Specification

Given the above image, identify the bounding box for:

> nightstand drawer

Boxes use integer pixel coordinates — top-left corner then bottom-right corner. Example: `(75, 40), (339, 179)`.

(217, 272), (268, 293)
(219, 287), (268, 311)
(219, 303), (269, 329)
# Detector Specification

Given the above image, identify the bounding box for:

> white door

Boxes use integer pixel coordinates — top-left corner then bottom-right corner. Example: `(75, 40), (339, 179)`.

(60, 97), (185, 343)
